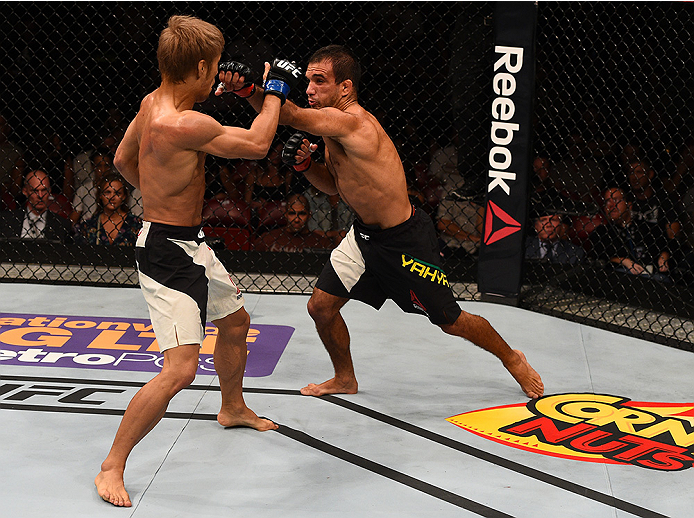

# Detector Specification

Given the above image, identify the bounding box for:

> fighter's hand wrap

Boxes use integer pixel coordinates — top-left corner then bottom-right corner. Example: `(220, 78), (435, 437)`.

(218, 61), (256, 97)
(263, 59), (303, 105)
(282, 133), (313, 172)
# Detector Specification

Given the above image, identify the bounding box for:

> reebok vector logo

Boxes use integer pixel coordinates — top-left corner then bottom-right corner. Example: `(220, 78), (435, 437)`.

(483, 200), (521, 245)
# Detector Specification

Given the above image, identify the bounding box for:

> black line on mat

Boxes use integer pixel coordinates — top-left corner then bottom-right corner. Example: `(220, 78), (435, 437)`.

(318, 395), (670, 518)
(0, 374), (670, 518)
(0, 400), (509, 518)
(275, 423), (513, 518)
(0, 374), (301, 395)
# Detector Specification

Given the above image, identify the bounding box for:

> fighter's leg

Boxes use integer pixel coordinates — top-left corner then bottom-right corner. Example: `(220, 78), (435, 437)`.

(439, 310), (544, 399)
(213, 308), (277, 430)
(302, 287), (357, 396)
(95, 343), (201, 507)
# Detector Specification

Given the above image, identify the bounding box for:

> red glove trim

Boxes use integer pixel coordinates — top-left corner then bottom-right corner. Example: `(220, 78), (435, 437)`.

(293, 156), (312, 172)
(234, 84), (256, 98)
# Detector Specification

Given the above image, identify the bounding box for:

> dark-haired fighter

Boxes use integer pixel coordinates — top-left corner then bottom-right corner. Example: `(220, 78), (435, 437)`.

(219, 45), (543, 401)
(95, 15), (301, 507)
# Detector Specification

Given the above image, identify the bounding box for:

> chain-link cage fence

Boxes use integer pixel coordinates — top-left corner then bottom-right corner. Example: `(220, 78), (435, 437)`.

(1, 3), (693, 350)
(0, 1), (485, 298)
(524, 2), (694, 349)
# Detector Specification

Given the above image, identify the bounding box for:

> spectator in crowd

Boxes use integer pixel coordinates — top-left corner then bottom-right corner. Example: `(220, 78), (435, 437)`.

(0, 114), (26, 202)
(73, 130), (123, 191)
(436, 182), (484, 259)
(253, 194), (334, 252)
(71, 147), (115, 224)
(75, 173), (140, 246)
(27, 131), (75, 200)
(590, 187), (671, 282)
(0, 169), (71, 242)
(624, 158), (682, 240)
(525, 207), (585, 265)
(304, 185), (353, 241)
(244, 141), (290, 209)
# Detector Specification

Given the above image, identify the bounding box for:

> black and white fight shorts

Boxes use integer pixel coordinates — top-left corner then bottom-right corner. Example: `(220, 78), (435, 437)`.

(315, 207), (462, 326)
(135, 221), (244, 352)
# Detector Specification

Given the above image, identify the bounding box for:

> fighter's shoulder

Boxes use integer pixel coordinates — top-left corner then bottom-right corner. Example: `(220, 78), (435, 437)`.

(150, 109), (217, 143)
(345, 106), (383, 138)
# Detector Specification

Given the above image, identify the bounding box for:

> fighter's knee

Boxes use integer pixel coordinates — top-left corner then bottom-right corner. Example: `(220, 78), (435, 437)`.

(439, 311), (475, 337)
(216, 308), (250, 340)
(177, 367), (198, 390)
(163, 361), (198, 393)
(306, 295), (324, 322)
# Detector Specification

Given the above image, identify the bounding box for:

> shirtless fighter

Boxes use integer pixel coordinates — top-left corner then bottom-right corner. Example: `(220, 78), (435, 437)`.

(218, 44), (544, 401)
(95, 15), (301, 507)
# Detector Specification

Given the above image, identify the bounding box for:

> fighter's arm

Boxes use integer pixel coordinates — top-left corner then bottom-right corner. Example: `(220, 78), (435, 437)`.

(113, 116), (141, 190)
(282, 133), (337, 195)
(281, 102), (361, 139)
(219, 66), (359, 139)
(299, 158), (338, 196)
(183, 94), (282, 160)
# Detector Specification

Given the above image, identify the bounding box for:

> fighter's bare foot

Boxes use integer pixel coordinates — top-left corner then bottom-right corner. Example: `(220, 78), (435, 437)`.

(217, 407), (278, 430)
(300, 377), (358, 396)
(95, 468), (131, 507)
(504, 349), (544, 399)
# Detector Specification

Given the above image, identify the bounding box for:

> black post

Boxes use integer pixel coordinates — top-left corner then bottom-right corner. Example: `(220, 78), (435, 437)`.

(478, 1), (537, 306)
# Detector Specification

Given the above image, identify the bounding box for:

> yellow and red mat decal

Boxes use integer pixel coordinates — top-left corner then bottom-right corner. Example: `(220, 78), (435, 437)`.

(447, 393), (694, 471)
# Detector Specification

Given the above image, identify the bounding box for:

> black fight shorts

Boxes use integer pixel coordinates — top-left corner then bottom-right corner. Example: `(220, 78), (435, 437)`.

(315, 207), (462, 326)
(136, 221), (244, 352)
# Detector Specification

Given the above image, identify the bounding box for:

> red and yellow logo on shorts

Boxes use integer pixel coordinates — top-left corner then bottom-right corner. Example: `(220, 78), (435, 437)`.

(447, 393), (694, 471)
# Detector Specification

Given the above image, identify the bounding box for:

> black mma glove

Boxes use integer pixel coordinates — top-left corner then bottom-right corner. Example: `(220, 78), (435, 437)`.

(263, 59), (303, 105)
(282, 132), (313, 172)
(218, 61), (256, 97)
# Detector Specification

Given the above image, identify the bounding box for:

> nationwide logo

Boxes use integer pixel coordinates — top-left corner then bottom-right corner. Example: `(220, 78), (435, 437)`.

(483, 200), (522, 245)
(0, 313), (293, 377)
(447, 393), (694, 471)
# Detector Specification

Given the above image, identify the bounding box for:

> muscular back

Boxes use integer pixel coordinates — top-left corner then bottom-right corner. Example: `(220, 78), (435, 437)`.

(325, 106), (411, 228)
(133, 90), (207, 226)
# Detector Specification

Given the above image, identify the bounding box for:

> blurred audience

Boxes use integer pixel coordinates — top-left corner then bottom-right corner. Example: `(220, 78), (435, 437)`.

(253, 194), (334, 252)
(205, 157), (246, 202)
(73, 130), (122, 191)
(0, 169), (71, 242)
(27, 131), (75, 200)
(71, 147), (115, 224)
(623, 158), (682, 241)
(436, 182), (484, 259)
(244, 141), (290, 210)
(525, 209), (585, 265)
(304, 186), (352, 243)
(590, 187), (671, 282)
(75, 173), (140, 246)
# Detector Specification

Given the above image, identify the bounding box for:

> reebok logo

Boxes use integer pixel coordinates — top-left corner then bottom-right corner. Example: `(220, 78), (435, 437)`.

(410, 290), (428, 315)
(484, 200), (521, 245)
